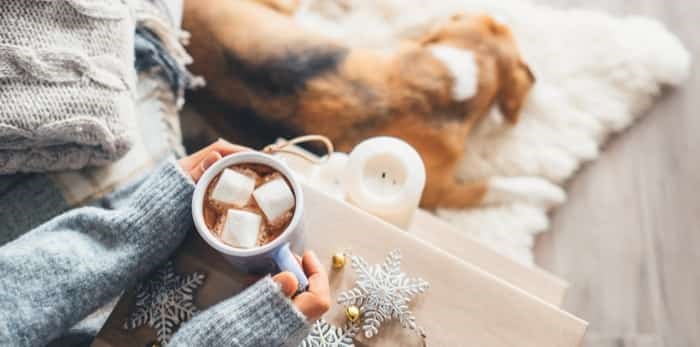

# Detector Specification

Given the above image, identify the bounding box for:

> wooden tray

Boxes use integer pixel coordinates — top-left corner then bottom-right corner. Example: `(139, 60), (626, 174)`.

(93, 185), (586, 346)
(408, 209), (568, 306)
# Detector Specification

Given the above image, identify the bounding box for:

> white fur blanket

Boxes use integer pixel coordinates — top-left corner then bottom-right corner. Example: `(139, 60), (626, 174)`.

(296, 0), (691, 264)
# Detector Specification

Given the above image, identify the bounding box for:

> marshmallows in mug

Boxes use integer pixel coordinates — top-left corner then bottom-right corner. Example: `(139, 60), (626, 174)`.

(253, 178), (295, 222)
(211, 169), (255, 207)
(212, 169), (295, 249)
(221, 209), (261, 248)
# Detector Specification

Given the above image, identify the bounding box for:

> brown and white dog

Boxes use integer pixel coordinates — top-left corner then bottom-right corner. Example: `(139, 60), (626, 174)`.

(183, 0), (558, 209)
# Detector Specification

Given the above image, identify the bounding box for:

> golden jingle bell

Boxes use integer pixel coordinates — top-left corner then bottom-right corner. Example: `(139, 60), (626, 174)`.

(331, 253), (346, 269)
(345, 305), (361, 322)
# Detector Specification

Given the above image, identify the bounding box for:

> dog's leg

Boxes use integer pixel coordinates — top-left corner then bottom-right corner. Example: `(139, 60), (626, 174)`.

(425, 176), (565, 209)
(252, 0), (301, 15)
(483, 176), (566, 208)
(423, 179), (489, 209)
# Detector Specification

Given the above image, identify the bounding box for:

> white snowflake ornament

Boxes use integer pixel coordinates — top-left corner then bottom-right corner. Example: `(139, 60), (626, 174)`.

(123, 261), (206, 345)
(299, 319), (359, 347)
(338, 249), (429, 338)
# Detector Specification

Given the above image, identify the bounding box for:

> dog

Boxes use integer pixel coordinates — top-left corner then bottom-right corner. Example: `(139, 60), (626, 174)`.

(183, 0), (555, 209)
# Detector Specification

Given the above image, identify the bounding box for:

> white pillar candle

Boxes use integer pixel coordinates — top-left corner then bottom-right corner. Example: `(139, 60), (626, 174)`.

(344, 137), (426, 228)
(313, 152), (349, 199)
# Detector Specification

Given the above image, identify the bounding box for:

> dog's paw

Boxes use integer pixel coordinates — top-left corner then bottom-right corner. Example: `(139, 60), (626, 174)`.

(483, 176), (566, 208)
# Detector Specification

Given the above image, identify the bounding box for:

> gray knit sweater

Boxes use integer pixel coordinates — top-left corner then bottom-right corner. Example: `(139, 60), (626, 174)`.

(0, 160), (310, 346)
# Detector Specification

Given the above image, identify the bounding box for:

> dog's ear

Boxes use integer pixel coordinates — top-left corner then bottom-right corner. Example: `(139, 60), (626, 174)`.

(498, 60), (534, 124)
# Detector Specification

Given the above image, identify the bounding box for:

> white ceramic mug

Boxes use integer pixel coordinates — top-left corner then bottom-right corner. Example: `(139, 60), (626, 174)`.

(192, 152), (308, 290)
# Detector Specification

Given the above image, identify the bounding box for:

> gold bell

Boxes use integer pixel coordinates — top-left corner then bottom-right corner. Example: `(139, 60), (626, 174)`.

(331, 253), (346, 269)
(345, 305), (361, 322)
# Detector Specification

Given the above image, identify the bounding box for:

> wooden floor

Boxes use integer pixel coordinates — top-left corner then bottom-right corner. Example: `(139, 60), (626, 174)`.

(533, 1), (699, 346)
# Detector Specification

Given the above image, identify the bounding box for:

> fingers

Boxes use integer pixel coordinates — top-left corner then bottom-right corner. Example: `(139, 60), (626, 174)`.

(272, 272), (299, 298)
(302, 251), (330, 299)
(207, 139), (251, 157)
(292, 251), (331, 321)
(190, 151), (222, 182)
(184, 139), (247, 169)
(178, 139), (251, 181)
(293, 292), (330, 321)
(192, 139), (248, 160)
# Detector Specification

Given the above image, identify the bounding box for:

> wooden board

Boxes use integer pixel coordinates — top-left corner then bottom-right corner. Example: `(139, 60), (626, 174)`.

(94, 184), (586, 346)
(409, 209), (568, 306)
(304, 186), (587, 346)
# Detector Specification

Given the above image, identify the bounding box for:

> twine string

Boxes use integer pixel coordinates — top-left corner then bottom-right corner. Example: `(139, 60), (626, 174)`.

(262, 134), (334, 164)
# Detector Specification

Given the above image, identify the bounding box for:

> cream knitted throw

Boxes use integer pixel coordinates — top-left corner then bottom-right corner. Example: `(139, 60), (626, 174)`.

(0, 0), (136, 174)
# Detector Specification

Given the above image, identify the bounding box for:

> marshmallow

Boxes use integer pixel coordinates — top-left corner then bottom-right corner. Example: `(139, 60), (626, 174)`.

(221, 209), (261, 248)
(253, 178), (295, 221)
(211, 169), (255, 207)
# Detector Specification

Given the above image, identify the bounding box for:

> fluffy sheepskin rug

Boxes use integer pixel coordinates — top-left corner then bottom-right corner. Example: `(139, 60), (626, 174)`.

(295, 0), (691, 264)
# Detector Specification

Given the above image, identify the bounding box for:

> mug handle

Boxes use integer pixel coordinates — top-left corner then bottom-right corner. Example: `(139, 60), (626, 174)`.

(273, 243), (309, 292)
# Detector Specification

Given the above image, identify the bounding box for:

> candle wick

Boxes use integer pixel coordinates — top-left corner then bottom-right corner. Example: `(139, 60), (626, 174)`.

(381, 172), (387, 179)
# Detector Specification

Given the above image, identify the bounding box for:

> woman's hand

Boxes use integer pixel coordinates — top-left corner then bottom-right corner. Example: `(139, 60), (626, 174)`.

(178, 139), (249, 182)
(180, 140), (331, 321)
(273, 251), (331, 321)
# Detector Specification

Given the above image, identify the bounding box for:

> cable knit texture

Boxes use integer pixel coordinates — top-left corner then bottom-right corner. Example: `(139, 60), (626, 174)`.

(0, 0), (136, 174)
(170, 276), (311, 347)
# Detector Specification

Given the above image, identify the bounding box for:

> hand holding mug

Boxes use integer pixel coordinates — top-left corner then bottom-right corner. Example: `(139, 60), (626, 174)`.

(273, 251), (331, 321)
(182, 140), (330, 321)
(178, 139), (249, 182)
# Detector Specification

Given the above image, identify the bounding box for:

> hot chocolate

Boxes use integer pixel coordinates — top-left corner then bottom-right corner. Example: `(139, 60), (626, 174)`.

(203, 163), (296, 248)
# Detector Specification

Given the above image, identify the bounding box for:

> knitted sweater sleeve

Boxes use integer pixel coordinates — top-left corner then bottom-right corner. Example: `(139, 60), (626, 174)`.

(0, 160), (192, 346)
(170, 276), (311, 347)
(0, 160), (311, 347)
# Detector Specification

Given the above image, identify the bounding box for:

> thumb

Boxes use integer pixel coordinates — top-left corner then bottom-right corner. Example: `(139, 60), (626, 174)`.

(272, 272), (299, 298)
